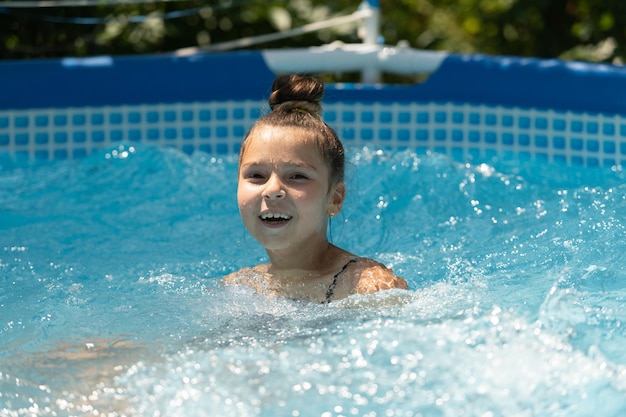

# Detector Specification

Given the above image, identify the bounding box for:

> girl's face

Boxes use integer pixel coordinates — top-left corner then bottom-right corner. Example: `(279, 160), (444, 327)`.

(237, 125), (345, 253)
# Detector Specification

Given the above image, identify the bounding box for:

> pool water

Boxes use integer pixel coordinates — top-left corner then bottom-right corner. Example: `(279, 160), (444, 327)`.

(1, 145), (626, 416)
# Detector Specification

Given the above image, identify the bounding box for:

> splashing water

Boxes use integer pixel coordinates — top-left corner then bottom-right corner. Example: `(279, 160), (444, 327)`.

(1, 145), (625, 416)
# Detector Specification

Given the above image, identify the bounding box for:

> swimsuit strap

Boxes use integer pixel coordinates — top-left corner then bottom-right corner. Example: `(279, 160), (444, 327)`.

(324, 257), (358, 303)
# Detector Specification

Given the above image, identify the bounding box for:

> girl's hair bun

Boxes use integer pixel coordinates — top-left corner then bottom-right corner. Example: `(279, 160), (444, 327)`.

(268, 74), (324, 117)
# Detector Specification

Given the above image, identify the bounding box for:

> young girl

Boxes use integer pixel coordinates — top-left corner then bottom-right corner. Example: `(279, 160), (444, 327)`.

(225, 74), (408, 303)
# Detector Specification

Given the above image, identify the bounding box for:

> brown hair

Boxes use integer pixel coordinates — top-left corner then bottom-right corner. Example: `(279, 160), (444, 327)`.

(239, 74), (346, 185)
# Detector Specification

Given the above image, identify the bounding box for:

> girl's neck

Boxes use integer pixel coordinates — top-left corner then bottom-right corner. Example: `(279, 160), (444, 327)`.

(266, 239), (340, 274)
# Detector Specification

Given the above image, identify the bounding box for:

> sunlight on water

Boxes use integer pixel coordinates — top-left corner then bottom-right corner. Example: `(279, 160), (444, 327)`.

(1, 145), (626, 416)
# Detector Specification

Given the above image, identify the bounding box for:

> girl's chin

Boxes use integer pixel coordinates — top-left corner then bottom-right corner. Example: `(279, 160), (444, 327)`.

(256, 234), (306, 253)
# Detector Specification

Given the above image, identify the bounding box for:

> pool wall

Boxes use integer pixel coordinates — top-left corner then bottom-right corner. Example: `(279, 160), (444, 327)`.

(2, 50), (626, 166)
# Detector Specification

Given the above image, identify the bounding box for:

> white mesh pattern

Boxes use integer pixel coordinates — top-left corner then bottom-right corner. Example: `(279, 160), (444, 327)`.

(1, 100), (625, 167)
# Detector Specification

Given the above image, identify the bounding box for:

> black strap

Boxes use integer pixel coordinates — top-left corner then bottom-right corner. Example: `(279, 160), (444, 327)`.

(324, 258), (358, 303)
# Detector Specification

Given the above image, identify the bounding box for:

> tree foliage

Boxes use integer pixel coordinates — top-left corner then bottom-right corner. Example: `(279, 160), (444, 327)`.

(1, 0), (624, 65)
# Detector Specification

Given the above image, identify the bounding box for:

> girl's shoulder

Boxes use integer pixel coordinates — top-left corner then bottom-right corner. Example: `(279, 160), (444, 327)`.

(223, 264), (269, 286)
(351, 257), (409, 294)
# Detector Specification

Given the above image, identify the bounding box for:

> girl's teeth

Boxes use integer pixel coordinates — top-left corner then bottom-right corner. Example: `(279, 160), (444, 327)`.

(261, 213), (291, 220)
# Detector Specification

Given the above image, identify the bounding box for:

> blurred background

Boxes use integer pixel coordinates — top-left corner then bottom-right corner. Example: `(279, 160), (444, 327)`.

(1, 0), (624, 69)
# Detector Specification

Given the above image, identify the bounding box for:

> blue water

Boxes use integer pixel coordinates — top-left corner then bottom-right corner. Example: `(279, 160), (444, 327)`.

(1, 144), (626, 416)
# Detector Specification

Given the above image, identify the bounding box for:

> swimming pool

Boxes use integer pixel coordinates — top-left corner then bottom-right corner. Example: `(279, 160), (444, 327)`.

(2, 49), (626, 416)
(1, 144), (626, 416)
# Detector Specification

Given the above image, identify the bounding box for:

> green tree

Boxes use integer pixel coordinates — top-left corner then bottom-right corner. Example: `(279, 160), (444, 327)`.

(1, 0), (624, 65)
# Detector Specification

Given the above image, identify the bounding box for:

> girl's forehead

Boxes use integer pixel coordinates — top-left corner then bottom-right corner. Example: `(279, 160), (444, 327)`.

(243, 126), (323, 162)
(251, 125), (313, 143)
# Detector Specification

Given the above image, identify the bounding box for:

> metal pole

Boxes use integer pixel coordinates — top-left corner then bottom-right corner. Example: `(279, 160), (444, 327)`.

(359, 0), (381, 83)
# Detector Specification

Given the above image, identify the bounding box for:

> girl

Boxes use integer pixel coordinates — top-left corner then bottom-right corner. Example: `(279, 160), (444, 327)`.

(225, 74), (408, 303)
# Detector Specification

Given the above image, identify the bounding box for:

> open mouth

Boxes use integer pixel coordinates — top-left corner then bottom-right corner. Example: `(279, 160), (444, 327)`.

(260, 212), (292, 225)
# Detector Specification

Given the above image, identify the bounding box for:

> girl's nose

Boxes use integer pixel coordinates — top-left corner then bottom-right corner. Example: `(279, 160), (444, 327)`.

(262, 175), (285, 200)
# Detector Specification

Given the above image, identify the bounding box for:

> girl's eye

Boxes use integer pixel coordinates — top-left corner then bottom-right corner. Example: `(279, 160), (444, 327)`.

(245, 172), (265, 180)
(290, 173), (309, 180)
